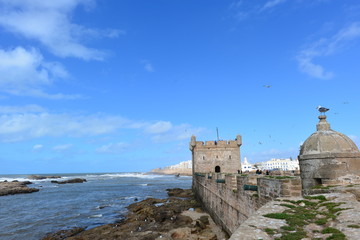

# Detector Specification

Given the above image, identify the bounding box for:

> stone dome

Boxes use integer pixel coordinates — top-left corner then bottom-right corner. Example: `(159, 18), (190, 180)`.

(300, 115), (359, 155)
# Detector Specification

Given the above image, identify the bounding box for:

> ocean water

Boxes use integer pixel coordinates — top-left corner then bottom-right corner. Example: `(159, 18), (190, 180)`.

(0, 173), (192, 240)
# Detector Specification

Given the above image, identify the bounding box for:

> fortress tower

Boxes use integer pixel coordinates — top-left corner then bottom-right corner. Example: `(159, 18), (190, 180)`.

(298, 115), (360, 189)
(189, 135), (242, 174)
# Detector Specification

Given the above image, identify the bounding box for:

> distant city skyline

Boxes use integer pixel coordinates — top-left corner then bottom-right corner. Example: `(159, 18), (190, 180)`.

(0, 0), (359, 174)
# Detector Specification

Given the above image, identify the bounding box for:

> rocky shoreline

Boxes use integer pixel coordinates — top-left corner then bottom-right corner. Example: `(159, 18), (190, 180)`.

(0, 181), (39, 196)
(42, 188), (227, 240)
(0, 177), (87, 197)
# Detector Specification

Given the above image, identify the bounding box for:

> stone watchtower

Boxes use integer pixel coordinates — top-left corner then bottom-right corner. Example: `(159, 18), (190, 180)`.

(298, 115), (360, 190)
(189, 135), (242, 174)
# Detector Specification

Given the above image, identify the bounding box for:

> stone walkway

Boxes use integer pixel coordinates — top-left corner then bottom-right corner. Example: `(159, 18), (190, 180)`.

(229, 190), (360, 240)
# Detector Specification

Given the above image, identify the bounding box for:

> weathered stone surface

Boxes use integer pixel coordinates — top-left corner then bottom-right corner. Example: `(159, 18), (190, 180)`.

(0, 181), (39, 196)
(51, 178), (86, 184)
(229, 191), (360, 240)
(299, 115), (360, 189)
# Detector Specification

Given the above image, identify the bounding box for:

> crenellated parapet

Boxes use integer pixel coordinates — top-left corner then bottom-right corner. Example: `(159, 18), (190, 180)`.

(190, 135), (242, 151)
(190, 135), (242, 174)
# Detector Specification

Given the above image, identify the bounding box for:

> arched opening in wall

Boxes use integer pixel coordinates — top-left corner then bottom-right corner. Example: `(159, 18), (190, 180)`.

(215, 166), (221, 173)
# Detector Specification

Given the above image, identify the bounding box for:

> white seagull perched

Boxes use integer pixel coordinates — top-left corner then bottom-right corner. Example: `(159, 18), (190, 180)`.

(317, 106), (330, 114)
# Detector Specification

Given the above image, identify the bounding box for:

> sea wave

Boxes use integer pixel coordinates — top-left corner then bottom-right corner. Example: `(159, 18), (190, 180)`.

(0, 172), (166, 183)
(76, 173), (167, 180)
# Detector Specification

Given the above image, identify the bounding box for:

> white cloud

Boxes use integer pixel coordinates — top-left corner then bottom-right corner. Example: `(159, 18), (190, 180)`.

(32, 144), (43, 150)
(145, 121), (172, 134)
(0, 0), (120, 60)
(229, 0), (287, 21)
(297, 57), (334, 79)
(150, 124), (204, 143)
(0, 112), (130, 142)
(96, 142), (128, 154)
(0, 104), (46, 113)
(297, 22), (360, 79)
(246, 148), (298, 163)
(52, 144), (73, 152)
(141, 60), (154, 72)
(261, 0), (287, 11)
(144, 63), (154, 72)
(0, 47), (79, 99)
(0, 105), (205, 143)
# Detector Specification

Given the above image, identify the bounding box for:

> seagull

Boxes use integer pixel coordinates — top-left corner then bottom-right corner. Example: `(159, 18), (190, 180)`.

(263, 85), (271, 88)
(317, 106), (329, 114)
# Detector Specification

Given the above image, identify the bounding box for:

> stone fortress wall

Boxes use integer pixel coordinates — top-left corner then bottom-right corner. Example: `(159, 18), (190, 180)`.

(193, 172), (302, 236)
(190, 114), (360, 238)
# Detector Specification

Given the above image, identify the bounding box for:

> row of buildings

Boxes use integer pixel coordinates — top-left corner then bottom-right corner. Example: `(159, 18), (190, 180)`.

(153, 157), (299, 174)
(242, 157), (299, 172)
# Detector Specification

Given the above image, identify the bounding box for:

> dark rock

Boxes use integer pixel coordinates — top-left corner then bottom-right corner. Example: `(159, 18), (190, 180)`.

(51, 178), (86, 184)
(41, 227), (85, 240)
(166, 188), (193, 198)
(0, 182), (39, 196)
(42, 188), (220, 240)
(29, 175), (62, 180)
(200, 215), (210, 225)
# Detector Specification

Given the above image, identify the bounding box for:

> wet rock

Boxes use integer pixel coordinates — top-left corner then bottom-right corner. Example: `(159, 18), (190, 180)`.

(42, 188), (221, 240)
(0, 181), (39, 196)
(51, 178), (87, 184)
(166, 188), (193, 198)
(29, 175), (62, 180)
(42, 227), (85, 240)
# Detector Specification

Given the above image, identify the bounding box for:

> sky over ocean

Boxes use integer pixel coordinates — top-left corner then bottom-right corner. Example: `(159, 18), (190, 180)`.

(0, 0), (359, 174)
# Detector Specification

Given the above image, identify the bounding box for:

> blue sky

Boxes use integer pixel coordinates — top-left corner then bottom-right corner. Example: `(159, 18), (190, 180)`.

(0, 0), (359, 174)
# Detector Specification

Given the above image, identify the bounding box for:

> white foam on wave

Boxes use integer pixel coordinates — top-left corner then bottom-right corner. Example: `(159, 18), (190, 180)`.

(89, 214), (103, 218)
(78, 173), (167, 180)
(0, 172), (167, 183)
(102, 173), (166, 179)
(0, 177), (51, 182)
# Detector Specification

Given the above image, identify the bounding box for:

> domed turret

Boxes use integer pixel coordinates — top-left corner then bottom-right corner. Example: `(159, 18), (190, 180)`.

(300, 115), (359, 155)
(298, 115), (360, 191)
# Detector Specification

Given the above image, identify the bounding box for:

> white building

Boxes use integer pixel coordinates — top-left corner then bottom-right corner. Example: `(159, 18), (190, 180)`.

(257, 158), (299, 171)
(166, 160), (192, 170)
(241, 157), (256, 172)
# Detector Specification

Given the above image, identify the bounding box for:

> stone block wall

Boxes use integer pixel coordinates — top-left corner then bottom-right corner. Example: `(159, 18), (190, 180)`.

(257, 177), (302, 203)
(193, 173), (302, 236)
(193, 174), (259, 235)
(190, 135), (242, 174)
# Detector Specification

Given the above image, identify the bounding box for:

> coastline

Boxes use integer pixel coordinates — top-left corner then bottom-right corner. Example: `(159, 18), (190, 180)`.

(150, 169), (192, 176)
(42, 188), (227, 240)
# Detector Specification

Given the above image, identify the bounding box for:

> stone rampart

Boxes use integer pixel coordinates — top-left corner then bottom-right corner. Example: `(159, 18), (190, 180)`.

(193, 173), (302, 236)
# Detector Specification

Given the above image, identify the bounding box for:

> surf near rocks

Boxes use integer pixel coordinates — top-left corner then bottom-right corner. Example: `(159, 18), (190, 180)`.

(42, 188), (223, 240)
